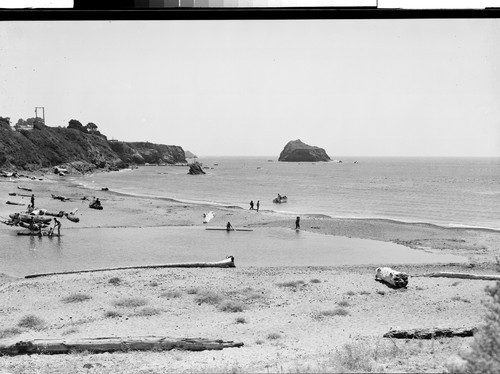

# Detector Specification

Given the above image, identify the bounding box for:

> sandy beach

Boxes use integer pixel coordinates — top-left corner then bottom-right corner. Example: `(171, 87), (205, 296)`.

(1, 170), (499, 373)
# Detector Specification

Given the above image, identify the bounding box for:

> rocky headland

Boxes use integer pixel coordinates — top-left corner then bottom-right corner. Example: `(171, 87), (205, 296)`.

(0, 117), (186, 174)
(278, 139), (331, 162)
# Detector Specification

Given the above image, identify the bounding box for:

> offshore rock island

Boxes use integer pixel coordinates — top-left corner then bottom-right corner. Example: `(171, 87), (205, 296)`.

(0, 117), (186, 173)
(278, 139), (331, 162)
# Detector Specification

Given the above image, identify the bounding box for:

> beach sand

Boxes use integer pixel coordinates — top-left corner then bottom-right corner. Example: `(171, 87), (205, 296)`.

(1, 171), (499, 373)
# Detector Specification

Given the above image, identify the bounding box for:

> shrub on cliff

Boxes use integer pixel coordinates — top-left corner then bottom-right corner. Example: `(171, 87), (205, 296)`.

(459, 281), (500, 373)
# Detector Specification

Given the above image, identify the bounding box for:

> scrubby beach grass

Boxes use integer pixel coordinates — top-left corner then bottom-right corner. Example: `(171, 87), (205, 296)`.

(61, 293), (92, 303)
(113, 297), (148, 308)
(17, 315), (45, 330)
(277, 280), (306, 289)
(0, 327), (22, 339)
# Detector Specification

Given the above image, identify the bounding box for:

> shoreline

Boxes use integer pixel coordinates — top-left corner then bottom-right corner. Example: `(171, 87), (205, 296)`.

(2, 172), (500, 262)
(70, 170), (500, 233)
(1, 171), (500, 373)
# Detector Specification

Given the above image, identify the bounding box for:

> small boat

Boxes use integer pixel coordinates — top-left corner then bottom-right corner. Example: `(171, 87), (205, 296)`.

(273, 196), (287, 204)
(17, 186), (32, 192)
(9, 213), (52, 224)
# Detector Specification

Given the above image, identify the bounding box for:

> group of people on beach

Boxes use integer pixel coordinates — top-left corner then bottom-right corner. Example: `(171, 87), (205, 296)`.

(249, 200), (260, 211)
(24, 215), (61, 237)
(89, 197), (102, 209)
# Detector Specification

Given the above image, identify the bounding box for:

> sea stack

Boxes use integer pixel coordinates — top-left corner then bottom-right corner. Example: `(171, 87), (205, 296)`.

(278, 139), (331, 162)
(187, 161), (206, 175)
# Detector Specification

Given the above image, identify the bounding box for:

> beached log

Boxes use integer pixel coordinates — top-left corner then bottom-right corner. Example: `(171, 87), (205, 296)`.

(51, 194), (70, 201)
(9, 192), (31, 197)
(17, 186), (32, 192)
(375, 267), (408, 288)
(25, 256), (236, 278)
(45, 211), (65, 217)
(0, 336), (243, 355)
(206, 227), (253, 232)
(383, 327), (476, 339)
(418, 272), (500, 281)
(6, 201), (24, 206)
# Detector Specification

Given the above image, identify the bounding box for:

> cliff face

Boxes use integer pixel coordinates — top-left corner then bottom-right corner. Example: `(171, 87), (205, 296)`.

(110, 142), (186, 165)
(278, 139), (331, 162)
(0, 120), (186, 172)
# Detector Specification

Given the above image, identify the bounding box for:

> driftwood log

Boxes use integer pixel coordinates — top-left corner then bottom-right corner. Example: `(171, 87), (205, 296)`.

(418, 272), (500, 281)
(9, 192), (31, 197)
(0, 336), (243, 356)
(384, 327), (476, 339)
(6, 201), (24, 205)
(25, 256), (235, 279)
(375, 267), (408, 288)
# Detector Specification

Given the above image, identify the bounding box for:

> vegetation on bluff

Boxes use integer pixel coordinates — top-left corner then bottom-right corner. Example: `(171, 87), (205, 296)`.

(0, 116), (186, 172)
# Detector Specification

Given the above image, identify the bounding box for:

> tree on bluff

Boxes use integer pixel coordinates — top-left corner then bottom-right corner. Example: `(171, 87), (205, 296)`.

(85, 122), (98, 133)
(15, 117), (44, 130)
(68, 119), (87, 133)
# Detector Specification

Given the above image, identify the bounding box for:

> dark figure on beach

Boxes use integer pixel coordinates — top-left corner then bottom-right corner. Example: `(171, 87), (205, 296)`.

(278, 193), (282, 200)
(53, 218), (61, 236)
(250, 200), (254, 210)
(90, 197), (102, 209)
(29, 216), (35, 231)
(256, 200), (260, 212)
(31, 194), (35, 208)
(226, 222), (234, 231)
(295, 216), (300, 230)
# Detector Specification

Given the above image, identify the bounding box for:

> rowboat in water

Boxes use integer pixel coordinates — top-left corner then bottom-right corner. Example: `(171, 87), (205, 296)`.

(273, 196), (287, 204)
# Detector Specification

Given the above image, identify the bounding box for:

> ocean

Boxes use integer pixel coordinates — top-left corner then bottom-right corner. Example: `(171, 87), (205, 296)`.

(2, 156), (494, 277)
(75, 157), (500, 231)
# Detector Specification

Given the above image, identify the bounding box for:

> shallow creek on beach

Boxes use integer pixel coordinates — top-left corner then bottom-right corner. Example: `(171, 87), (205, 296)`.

(0, 226), (466, 277)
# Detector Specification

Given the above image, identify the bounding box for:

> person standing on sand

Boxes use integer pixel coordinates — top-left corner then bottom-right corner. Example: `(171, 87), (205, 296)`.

(249, 200), (254, 210)
(53, 218), (61, 236)
(31, 194), (35, 209)
(295, 216), (300, 230)
(256, 200), (260, 212)
(226, 222), (234, 231)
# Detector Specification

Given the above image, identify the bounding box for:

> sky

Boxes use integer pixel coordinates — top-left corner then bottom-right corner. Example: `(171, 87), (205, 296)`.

(1, 19), (499, 157)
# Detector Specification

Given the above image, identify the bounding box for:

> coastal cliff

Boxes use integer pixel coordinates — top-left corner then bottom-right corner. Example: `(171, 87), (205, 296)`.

(109, 142), (185, 165)
(278, 139), (331, 162)
(0, 117), (186, 172)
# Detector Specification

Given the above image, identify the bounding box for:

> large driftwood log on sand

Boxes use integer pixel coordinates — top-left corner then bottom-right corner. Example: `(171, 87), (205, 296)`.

(375, 267), (408, 288)
(384, 327), (476, 339)
(25, 256), (236, 279)
(417, 272), (500, 281)
(0, 336), (243, 355)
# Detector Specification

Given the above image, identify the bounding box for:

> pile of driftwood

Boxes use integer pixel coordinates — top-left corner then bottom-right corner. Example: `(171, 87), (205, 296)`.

(0, 336), (243, 356)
